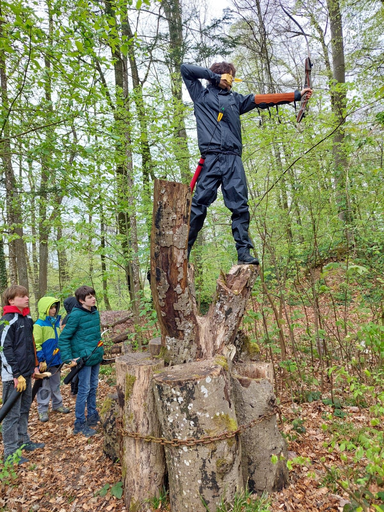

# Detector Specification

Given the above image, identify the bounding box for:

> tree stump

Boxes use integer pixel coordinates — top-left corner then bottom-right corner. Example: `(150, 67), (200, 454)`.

(152, 359), (242, 512)
(150, 180), (259, 364)
(116, 179), (287, 510)
(116, 353), (166, 510)
(231, 362), (288, 493)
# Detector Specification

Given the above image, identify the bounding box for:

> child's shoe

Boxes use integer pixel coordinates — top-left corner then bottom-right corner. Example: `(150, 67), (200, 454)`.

(53, 406), (71, 414)
(20, 441), (45, 452)
(74, 422), (96, 437)
(38, 412), (49, 422)
(87, 413), (100, 427)
(4, 453), (29, 465)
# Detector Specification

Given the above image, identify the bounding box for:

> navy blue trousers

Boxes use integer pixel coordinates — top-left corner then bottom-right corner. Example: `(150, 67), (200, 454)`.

(188, 153), (253, 258)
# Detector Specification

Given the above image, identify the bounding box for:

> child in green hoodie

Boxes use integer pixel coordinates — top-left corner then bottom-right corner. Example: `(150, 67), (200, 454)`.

(33, 297), (70, 422)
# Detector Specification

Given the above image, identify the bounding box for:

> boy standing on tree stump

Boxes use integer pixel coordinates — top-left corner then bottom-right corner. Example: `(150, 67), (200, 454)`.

(181, 62), (312, 264)
(0, 285), (45, 464)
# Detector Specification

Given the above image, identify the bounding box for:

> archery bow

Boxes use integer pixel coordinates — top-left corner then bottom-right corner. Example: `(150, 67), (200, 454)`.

(280, 3), (313, 122)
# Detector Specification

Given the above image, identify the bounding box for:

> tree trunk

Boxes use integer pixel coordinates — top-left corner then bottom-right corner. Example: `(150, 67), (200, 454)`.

(153, 359), (242, 512)
(151, 179), (259, 364)
(326, 0), (352, 229)
(162, 0), (191, 182)
(57, 225), (69, 292)
(102, 1), (143, 323)
(0, 237), (8, 294)
(124, 16), (154, 225)
(100, 217), (112, 310)
(101, 392), (120, 462)
(0, 11), (28, 288)
(116, 353), (166, 510)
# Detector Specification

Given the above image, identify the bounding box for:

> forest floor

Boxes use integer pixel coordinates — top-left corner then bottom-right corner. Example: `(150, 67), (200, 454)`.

(0, 311), (381, 512)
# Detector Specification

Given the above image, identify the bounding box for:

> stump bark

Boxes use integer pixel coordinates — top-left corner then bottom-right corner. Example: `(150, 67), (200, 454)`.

(153, 359), (242, 512)
(116, 353), (166, 510)
(101, 392), (120, 462)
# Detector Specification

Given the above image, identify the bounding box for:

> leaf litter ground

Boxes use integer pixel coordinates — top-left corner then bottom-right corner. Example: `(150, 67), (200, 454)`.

(2, 376), (375, 512)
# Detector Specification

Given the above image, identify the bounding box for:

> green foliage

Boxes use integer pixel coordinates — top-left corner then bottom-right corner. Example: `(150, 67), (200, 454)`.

(356, 323), (384, 362)
(146, 487), (169, 509)
(201, 488), (271, 512)
(0, 449), (22, 488)
(95, 481), (123, 499)
(292, 418), (306, 434)
(110, 481), (123, 499)
(286, 456), (311, 472)
(321, 368), (384, 510)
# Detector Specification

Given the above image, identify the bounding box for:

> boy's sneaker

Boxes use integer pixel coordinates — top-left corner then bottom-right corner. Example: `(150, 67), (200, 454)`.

(4, 453), (29, 466)
(38, 412), (49, 422)
(87, 413), (100, 427)
(21, 441), (45, 452)
(74, 422), (97, 437)
(53, 406), (71, 414)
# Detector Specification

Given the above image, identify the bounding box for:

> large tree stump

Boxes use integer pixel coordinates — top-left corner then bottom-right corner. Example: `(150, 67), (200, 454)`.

(116, 353), (166, 510)
(231, 362), (288, 493)
(152, 359), (242, 512)
(151, 179), (259, 365)
(116, 179), (287, 510)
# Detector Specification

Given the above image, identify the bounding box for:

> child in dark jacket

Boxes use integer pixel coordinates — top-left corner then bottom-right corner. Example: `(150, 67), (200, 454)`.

(58, 286), (103, 437)
(61, 296), (81, 396)
(34, 296), (70, 422)
(0, 285), (45, 464)
(62, 296), (80, 327)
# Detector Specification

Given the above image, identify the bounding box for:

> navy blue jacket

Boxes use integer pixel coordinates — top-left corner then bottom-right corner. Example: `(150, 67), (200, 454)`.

(181, 63), (300, 157)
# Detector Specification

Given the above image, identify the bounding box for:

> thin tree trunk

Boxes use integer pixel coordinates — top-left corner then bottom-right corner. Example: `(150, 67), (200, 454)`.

(57, 225), (69, 292)
(124, 18), (154, 188)
(38, 0), (55, 299)
(38, 170), (49, 300)
(100, 218), (112, 310)
(327, 0), (351, 224)
(103, 1), (142, 340)
(162, 0), (191, 182)
(0, 8), (28, 288)
(313, 2), (352, 231)
(0, 237), (7, 293)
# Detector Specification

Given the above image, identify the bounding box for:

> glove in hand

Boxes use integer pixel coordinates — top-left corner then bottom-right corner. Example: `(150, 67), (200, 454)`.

(16, 375), (26, 392)
(39, 361), (47, 372)
(221, 73), (233, 86)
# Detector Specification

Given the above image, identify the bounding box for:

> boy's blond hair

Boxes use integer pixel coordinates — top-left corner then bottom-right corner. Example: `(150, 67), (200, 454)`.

(2, 285), (29, 306)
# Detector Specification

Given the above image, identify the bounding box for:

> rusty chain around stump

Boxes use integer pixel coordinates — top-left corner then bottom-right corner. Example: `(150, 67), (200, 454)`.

(117, 405), (279, 447)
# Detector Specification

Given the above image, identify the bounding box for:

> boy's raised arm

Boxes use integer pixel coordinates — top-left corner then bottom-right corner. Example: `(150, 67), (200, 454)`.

(181, 63), (221, 102)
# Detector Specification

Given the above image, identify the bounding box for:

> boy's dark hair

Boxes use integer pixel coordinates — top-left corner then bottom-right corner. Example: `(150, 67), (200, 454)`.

(2, 285), (29, 306)
(209, 62), (236, 77)
(75, 286), (96, 303)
